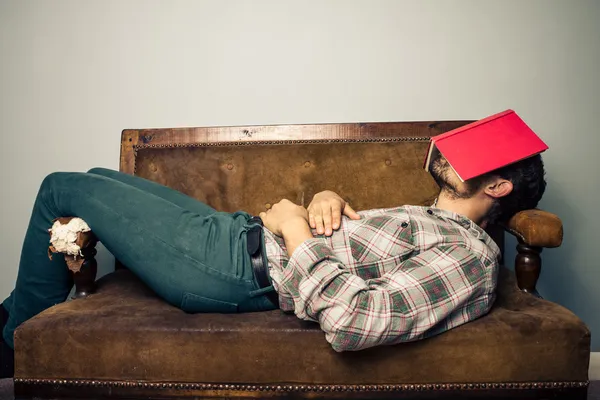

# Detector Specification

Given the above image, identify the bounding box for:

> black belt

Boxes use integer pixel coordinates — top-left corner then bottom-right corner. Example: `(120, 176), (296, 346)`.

(246, 216), (279, 308)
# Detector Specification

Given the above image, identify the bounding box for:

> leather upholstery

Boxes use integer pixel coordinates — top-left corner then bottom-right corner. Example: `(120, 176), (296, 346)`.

(133, 142), (505, 250)
(134, 142), (441, 216)
(507, 209), (563, 248)
(14, 267), (590, 384)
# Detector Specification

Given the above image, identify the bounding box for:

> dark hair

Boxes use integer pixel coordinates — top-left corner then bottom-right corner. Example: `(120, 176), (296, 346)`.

(470, 154), (546, 224)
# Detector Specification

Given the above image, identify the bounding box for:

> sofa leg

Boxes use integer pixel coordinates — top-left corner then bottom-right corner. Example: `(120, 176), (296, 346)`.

(515, 241), (542, 298)
(70, 246), (98, 299)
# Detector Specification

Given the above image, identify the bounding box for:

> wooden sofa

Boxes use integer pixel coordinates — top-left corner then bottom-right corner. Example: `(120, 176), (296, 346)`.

(13, 121), (590, 399)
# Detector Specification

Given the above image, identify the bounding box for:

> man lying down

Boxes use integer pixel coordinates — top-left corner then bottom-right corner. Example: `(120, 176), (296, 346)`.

(0, 110), (547, 377)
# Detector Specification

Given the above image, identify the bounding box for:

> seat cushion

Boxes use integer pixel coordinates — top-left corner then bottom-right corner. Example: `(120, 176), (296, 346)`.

(14, 267), (589, 384)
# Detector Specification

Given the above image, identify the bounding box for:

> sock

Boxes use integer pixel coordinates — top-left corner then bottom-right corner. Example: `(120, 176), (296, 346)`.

(0, 303), (15, 378)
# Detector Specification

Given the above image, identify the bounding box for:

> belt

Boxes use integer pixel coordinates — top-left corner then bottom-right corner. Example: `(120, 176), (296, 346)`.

(246, 216), (279, 308)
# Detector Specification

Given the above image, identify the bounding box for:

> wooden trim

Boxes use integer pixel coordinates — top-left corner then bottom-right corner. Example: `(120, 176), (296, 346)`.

(15, 378), (588, 400)
(120, 130), (139, 176)
(119, 120), (472, 174)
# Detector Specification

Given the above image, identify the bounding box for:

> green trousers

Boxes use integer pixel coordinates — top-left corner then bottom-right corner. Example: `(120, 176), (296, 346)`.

(2, 168), (277, 349)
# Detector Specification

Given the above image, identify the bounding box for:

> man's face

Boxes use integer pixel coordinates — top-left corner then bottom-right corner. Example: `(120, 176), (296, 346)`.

(429, 152), (479, 199)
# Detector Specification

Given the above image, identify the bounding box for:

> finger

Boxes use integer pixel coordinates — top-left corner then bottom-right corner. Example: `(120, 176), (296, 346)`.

(308, 213), (317, 229)
(259, 212), (267, 220)
(331, 203), (342, 230)
(343, 204), (361, 220)
(314, 213), (325, 235)
(322, 204), (333, 236)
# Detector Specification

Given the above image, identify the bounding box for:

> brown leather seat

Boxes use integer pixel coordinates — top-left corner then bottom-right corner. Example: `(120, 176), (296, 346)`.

(15, 268), (588, 385)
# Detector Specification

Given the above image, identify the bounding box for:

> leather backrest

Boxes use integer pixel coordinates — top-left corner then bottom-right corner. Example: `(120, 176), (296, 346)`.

(120, 121), (503, 252)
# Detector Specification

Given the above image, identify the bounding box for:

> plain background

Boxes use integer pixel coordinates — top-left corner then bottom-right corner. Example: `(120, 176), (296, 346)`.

(1, 0), (599, 349)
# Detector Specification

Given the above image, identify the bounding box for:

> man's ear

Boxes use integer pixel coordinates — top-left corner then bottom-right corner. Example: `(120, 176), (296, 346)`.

(484, 179), (513, 199)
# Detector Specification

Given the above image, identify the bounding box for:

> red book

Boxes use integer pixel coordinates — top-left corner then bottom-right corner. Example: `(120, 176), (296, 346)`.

(424, 110), (548, 182)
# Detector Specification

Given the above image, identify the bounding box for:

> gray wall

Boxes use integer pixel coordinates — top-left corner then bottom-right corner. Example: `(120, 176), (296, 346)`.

(1, 0), (598, 349)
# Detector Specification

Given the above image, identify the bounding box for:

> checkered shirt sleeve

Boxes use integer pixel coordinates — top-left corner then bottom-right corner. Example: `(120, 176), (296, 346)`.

(280, 238), (497, 352)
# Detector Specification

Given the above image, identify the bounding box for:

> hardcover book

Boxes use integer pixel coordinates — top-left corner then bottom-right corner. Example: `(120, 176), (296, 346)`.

(424, 110), (548, 182)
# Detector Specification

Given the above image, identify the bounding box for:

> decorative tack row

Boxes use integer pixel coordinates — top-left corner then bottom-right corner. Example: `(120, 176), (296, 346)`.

(15, 378), (588, 392)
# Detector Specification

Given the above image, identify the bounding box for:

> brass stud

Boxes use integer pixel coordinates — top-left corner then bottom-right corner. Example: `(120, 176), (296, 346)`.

(304, 161), (311, 168)
(265, 203), (271, 210)
(385, 159), (392, 166)
(226, 163), (234, 170)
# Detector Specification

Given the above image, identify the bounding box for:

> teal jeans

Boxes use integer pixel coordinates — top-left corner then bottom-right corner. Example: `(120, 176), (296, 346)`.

(2, 168), (277, 349)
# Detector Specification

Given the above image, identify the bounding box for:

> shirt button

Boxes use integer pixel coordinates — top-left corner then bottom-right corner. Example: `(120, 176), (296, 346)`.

(401, 222), (408, 228)
(427, 210), (434, 215)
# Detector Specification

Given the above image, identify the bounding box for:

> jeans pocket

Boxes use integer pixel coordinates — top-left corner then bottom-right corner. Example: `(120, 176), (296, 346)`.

(180, 292), (238, 313)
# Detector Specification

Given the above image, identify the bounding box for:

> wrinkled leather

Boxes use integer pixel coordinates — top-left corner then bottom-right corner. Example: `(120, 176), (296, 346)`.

(133, 142), (441, 215)
(14, 268), (590, 383)
(507, 210), (563, 248)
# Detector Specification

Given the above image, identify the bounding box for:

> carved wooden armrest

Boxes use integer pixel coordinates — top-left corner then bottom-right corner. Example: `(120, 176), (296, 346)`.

(504, 209), (563, 297)
(48, 217), (99, 299)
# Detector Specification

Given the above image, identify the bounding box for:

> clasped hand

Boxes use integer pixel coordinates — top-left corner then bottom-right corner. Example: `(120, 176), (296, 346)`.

(259, 191), (360, 237)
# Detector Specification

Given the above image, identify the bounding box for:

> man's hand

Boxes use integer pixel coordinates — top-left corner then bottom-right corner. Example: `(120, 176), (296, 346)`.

(260, 199), (313, 256)
(259, 199), (309, 237)
(307, 190), (360, 236)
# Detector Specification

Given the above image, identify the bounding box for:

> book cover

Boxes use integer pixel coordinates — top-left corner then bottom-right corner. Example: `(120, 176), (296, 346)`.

(424, 110), (548, 182)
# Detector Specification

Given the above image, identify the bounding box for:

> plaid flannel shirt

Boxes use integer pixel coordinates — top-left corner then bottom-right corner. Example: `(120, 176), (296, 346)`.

(262, 205), (500, 352)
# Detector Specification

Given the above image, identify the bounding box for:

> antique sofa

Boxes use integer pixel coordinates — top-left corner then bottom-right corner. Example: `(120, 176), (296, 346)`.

(13, 121), (590, 399)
